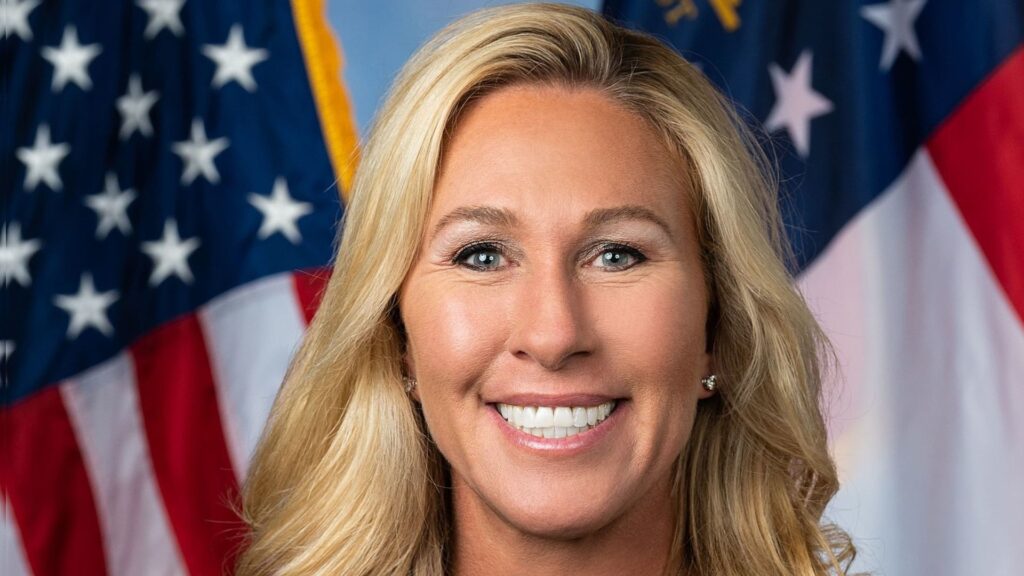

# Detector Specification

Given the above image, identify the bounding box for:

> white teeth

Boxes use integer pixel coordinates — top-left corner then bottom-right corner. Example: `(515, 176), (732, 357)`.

(552, 407), (573, 427)
(494, 400), (617, 438)
(522, 406), (536, 427)
(572, 407), (587, 428)
(534, 407), (554, 427)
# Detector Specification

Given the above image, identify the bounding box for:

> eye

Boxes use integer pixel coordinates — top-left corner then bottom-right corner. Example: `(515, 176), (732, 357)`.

(453, 242), (507, 271)
(590, 244), (646, 271)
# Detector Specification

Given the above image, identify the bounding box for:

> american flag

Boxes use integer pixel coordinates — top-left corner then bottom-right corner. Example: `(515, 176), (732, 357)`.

(1, 1), (357, 574)
(604, 0), (1024, 574)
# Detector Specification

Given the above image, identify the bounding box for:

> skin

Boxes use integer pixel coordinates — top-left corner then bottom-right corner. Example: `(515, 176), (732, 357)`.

(398, 85), (714, 575)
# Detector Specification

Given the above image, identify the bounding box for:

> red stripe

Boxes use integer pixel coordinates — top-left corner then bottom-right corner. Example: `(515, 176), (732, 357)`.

(1, 388), (108, 576)
(131, 315), (244, 576)
(292, 267), (331, 324)
(928, 45), (1024, 321)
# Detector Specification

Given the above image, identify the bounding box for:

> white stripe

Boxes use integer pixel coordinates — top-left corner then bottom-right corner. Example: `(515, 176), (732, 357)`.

(811, 150), (1024, 575)
(0, 495), (32, 576)
(61, 354), (186, 576)
(200, 272), (307, 480)
(798, 199), (873, 449)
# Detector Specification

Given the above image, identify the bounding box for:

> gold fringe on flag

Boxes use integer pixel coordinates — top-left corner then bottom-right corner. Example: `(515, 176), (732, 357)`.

(291, 0), (361, 201)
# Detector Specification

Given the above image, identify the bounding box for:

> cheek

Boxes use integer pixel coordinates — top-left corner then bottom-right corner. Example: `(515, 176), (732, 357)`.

(407, 287), (508, 384)
(404, 285), (511, 469)
(404, 283), (511, 448)
(592, 275), (707, 455)
(594, 276), (707, 379)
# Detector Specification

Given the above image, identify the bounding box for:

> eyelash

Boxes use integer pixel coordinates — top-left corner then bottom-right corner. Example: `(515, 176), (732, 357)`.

(451, 241), (648, 272)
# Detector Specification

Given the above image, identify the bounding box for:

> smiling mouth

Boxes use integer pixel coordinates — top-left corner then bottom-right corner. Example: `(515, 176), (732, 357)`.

(492, 401), (619, 439)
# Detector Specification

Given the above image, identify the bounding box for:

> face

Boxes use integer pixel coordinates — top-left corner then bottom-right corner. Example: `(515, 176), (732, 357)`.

(398, 85), (713, 539)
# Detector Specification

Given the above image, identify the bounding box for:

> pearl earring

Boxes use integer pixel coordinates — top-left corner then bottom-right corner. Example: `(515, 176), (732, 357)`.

(701, 374), (717, 392)
(403, 376), (417, 393)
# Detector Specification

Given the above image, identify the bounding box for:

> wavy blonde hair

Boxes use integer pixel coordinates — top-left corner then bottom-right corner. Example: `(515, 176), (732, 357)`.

(236, 4), (856, 575)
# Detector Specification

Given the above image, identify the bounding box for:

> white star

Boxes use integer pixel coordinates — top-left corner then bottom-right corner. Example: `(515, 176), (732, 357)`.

(85, 173), (137, 239)
(16, 124), (70, 192)
(141, 219), (200, 286)
(117, 74), (160, 139)
(3, 0), (41, 41)
(248, 178), (314, 244)
(1, 222), (42, 287)
(136, 0), (186, 39)
(765, 50), (833, 158)
(201, 24), (269, 92)
(41, 25), (102, 92)
(171, 118), (229, 185)
(861, 0), (927, 71)
(54, 273), (119, 339)
(1, 340), (13, 361)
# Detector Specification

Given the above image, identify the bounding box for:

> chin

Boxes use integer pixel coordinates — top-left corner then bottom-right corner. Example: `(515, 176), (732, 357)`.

(506, 509), (615, 541)
(493, 483), (623, 540)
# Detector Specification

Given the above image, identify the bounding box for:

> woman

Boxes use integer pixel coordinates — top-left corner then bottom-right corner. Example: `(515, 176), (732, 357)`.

(237, 4), (856, 575)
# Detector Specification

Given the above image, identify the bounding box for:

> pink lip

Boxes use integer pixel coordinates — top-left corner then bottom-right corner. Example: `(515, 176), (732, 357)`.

(486, 393), (621, 407)
(486, 400), (628, 457)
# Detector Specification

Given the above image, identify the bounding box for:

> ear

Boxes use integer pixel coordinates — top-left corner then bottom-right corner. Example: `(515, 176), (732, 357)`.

(390, 295), (420, 401)
(403, 351), (421, 402)
(698, 352), (716, 399)
(403, 338), (416, 378)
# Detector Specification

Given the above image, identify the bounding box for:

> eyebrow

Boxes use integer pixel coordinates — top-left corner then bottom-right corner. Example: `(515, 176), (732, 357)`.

(583, 205), (674, 239)
(430, 203), (674, 241)
(432, 205), (519, 241)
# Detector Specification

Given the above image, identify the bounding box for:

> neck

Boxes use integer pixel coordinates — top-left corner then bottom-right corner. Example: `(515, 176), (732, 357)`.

(449, 472), (680, 576)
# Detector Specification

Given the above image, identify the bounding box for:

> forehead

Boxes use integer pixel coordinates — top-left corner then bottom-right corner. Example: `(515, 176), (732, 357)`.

(432, 84), (694, 231)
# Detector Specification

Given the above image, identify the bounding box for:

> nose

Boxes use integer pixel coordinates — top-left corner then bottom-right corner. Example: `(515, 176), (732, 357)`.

(508, 264), (595, 371)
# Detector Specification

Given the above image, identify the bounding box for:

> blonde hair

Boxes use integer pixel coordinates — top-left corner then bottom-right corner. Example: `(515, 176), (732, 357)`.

(236, 4), (856, 575)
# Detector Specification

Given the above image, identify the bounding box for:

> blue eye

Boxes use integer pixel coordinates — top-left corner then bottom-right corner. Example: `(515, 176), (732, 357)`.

(592, 245), (646, 270)
(454, 242), (506, 271)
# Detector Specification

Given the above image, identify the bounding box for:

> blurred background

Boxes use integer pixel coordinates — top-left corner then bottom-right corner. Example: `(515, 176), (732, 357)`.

(3, 1), (1022, 575)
